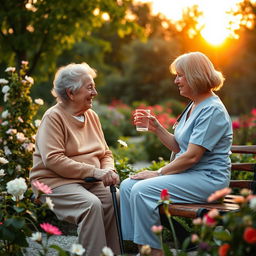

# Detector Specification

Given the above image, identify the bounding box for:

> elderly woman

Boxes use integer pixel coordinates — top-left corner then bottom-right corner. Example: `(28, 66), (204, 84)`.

(120, 52), (233, 256)
(30, 63), (120, 256)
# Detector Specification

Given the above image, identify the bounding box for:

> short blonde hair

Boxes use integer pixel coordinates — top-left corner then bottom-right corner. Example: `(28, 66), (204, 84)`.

(170, 52), (225, 94)
(52, 62), (97, 101)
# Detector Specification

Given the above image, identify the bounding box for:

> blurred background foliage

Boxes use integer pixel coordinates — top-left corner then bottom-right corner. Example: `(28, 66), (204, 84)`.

(1, 0), (256, 164)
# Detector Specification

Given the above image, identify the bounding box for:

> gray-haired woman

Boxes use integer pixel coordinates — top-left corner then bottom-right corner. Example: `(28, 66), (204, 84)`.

(30, 63), (120, 256)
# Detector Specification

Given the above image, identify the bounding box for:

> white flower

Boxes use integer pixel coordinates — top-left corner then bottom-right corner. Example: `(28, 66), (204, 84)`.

(4, 92), (9, 102)
(34, 98), (44, 105)
(30, 232), (42, 242)
(5, 67), (16, 72)
(249, 197), (256, 210)
(4, 146), (12, 156)
(16, 165), (22, 172)
(6, 128), (17, 135)
(1, 121), (8, 126)
(0, 169), (6, 176)
(16, 132), (26, 142)
(6, 177), (27, 201)
(34, 119), (41, 127)
(25, 75), (34, 84)
(102, 246), (114, 256)
(22, 142), (34, 152)
(117, 139), (128, 147)
(0, 79), (9, 85)
(70, 243), (86, 255)
(2, 85), (10, 94)
(18, 117), (24, 123)
(0, 157), (9, 164)
(1, 110), (9, 119)
(45, 197), (54, 210)
(21, 60), (29, 65)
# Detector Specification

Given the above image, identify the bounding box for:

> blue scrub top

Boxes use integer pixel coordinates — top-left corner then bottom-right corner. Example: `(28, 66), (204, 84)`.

(174, 95), (233, 181)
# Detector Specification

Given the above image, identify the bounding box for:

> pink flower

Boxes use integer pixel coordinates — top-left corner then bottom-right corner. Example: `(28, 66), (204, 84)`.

(151, 225), (163, 234)
(32, 180), (52, 194)
(251, 108), (256, 117)
(40, 223), (62, 235)
(207, 188), (232, 202)
(193, 218), (202, 225)
(207, 209), (219, 218)
(160, 189), (170, 201)
(191, 234), (199, 243)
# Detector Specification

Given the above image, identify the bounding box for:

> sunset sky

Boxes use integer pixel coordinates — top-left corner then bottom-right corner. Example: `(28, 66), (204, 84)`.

(137, 0), (248, 45)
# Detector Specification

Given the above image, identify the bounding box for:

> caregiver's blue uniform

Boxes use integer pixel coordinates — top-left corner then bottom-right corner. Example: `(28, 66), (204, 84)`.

(120, 95), (233, 249)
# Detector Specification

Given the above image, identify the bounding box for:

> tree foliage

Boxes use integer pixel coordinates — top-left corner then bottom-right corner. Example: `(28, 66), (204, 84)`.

(0, 0), (136, 76)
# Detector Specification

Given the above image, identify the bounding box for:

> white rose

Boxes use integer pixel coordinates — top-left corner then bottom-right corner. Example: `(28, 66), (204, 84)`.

(249, 197), (256, 211)
(34, 119), (41, 127)
(25, 75), (34, 84)
(102, 246), (114, 256)
(5, 67), (16, 72)
(0, 169), (6, 176)
(4, 93), (9, 102)
(22, 142), (34, 152)
(0, 157), (9, 164)
(1, 121), (8, 126)
(70, 244), (86, 256)
(1, 110), (9, 119)
(34, 98), (44, 105)
(6, 128), (17, 135)
(6, 177), (28, 201)
(16, 132), (26, 142)
(0, 79), (9, 85)
(4, 146), (12, 156)
(2, 85), (10, 94)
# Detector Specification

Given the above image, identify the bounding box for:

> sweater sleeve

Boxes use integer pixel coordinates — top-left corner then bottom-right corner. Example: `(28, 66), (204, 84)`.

(36, 113), (96, 179)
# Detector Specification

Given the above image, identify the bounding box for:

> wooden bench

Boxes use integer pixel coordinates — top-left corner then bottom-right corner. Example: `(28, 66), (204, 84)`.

(159, 145), (256, 219)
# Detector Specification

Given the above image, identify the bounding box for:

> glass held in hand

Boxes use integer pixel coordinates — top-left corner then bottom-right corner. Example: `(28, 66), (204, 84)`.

(135, 109), (150, 132)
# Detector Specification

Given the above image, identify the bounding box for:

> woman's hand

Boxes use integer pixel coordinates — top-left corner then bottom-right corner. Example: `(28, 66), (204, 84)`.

(133, 111), (162, 133)
(94, 167), (120, 186)
(130, 170), (158, 180)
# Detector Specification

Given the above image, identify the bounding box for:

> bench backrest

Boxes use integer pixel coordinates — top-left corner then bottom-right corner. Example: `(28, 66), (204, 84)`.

(230, 145), (256, 194)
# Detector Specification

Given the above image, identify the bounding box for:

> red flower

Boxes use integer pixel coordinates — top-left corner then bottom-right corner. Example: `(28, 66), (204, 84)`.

(243, 227), (256, 244)
(203, 214), (217, 227)
(160, 189), (170, 201)
(218, 243), (230, 256)
(232, 120), (240, 129)
(40, 223), (62, 235)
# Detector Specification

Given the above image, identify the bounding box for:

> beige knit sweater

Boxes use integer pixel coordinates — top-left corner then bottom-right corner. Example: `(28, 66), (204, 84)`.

(30, 103), (114, 190)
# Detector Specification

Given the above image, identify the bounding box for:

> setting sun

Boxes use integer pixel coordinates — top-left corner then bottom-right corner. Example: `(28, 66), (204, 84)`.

(137, 0), (245, 46)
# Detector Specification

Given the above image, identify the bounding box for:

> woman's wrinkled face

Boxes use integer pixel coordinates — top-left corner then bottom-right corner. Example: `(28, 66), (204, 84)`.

(72, 75), (98, 112)
(174, 71), (193, 99)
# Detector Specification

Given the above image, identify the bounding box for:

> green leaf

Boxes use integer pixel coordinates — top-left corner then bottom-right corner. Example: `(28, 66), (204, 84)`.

(162, 243), (174, 256)
(4, 217), (25, 229)
(13, 206), (25, 213)
(50, 245), (69, 256)
(213, 230), (231, 242)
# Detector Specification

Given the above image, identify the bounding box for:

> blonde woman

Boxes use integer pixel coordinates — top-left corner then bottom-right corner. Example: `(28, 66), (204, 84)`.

(120, 52), (233, 256)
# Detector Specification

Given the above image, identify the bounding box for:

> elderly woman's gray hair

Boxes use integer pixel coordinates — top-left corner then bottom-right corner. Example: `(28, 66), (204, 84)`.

(52, 63), (97, 101)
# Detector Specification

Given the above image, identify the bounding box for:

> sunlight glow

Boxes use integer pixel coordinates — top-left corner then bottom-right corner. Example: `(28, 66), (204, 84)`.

(137, 0), (245, 46)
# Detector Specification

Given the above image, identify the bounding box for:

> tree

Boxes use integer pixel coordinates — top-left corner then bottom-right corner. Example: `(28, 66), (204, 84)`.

(0, 0), (136, 77)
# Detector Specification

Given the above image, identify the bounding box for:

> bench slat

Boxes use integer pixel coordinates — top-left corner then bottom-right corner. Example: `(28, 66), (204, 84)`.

(231, 163), (255, 172)
(231, 145), (256, 154)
